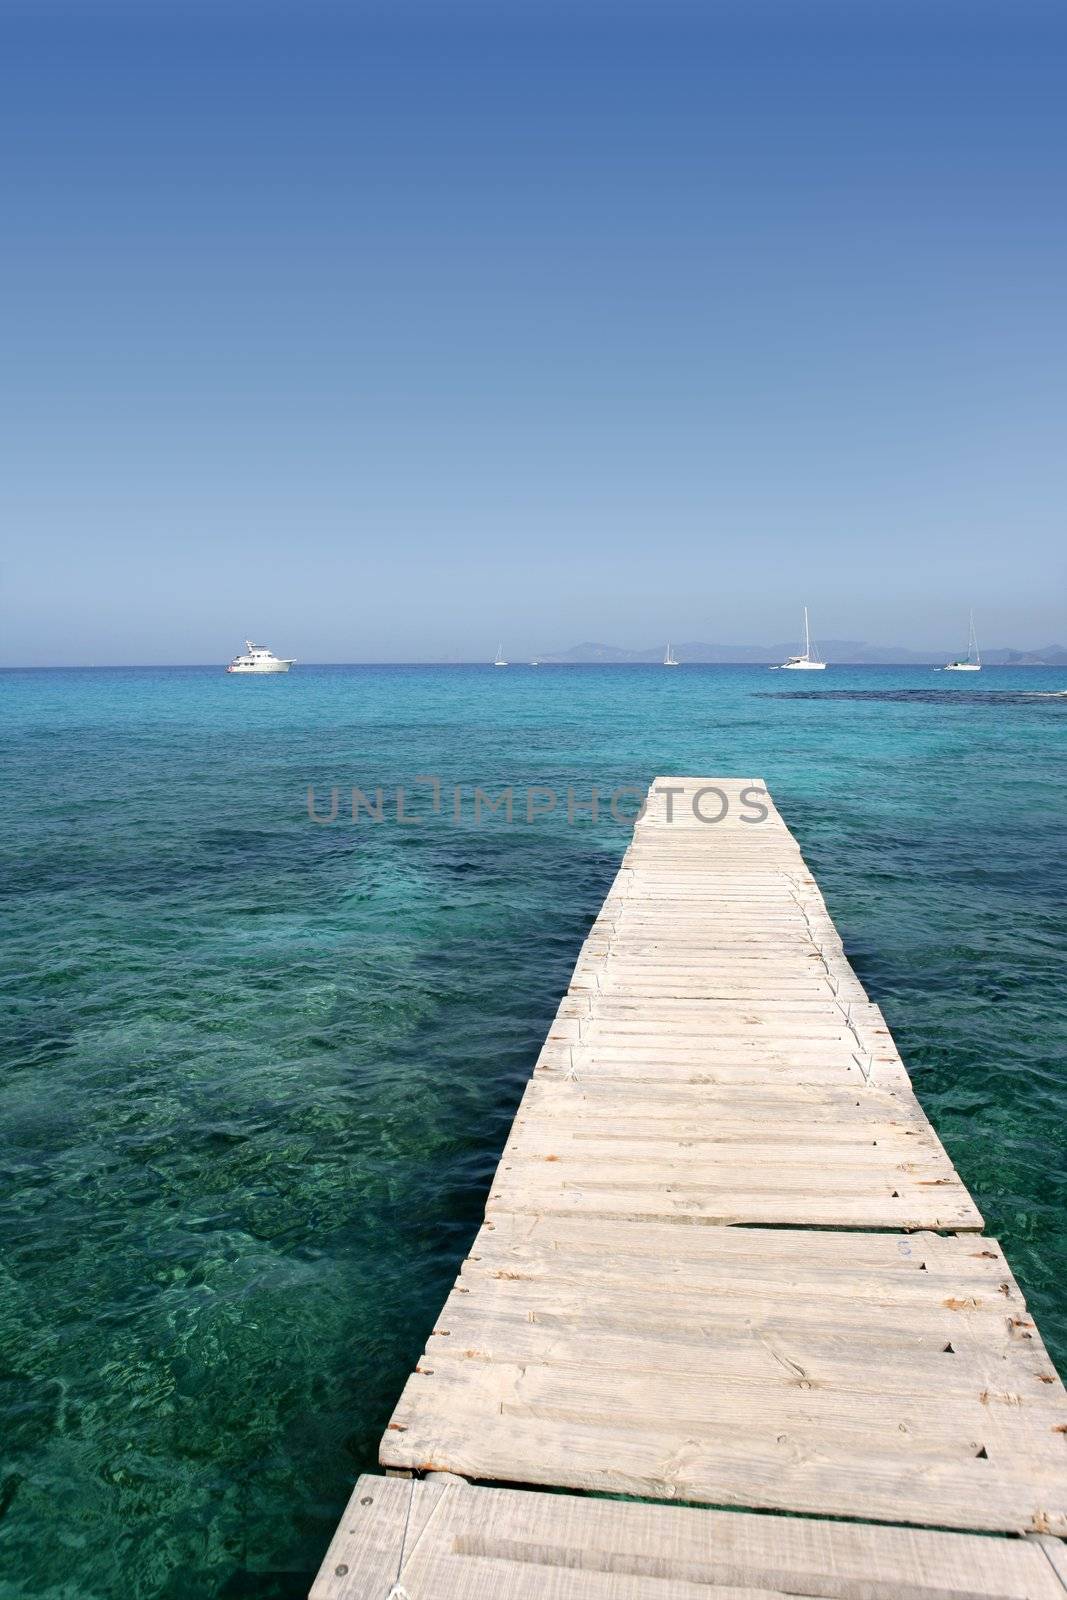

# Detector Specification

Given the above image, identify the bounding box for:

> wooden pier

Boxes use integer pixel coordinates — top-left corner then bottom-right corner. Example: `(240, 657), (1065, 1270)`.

(313, 778), (1067, 1597)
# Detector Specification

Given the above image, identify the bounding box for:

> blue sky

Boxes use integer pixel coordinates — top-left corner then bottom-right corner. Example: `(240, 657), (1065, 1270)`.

(2, 0), (1065, 664)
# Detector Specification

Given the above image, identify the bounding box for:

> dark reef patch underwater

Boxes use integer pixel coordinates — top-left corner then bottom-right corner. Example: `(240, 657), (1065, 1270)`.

(760, 687), (1067, 705)
(1, 663), (1065, 1599)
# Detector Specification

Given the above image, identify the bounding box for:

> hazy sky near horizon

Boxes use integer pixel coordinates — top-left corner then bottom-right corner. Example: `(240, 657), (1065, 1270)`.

(2, 0), (1065, 665)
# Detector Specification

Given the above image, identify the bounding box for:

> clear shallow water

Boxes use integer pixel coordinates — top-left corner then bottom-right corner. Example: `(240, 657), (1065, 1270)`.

(1, 662), (1065, 1599)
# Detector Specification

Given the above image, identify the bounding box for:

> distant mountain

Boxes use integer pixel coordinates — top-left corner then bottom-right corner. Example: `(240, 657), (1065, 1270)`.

(987, 645), (1067, 666)
(537, 640), (1067, 666)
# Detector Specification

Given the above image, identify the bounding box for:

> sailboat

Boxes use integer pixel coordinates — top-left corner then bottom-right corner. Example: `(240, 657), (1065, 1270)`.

(663, 642), (679, 667)
(493, 644), (508, 667)
(775, 607), (826, 670)
(943, 612), (981, 672)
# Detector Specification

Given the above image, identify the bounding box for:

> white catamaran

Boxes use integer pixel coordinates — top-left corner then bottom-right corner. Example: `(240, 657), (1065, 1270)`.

(493, 644), (508, 667)
(663, 642), (679, 667)
(943, 612), (981, 672)
(226, 640), (295, 674)
(775, 607), (826, 670)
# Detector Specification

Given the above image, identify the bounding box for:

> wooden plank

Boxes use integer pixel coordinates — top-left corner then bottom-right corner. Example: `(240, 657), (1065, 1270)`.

(312, 1475), (1067, 1599)
(383, 1222), (1067, 1532)
(500, 771), (975, 1233)
(363, 776), (1066, 1546)
(493, 1034), (983, 1230)
(1034, 1534), (1067, 1587)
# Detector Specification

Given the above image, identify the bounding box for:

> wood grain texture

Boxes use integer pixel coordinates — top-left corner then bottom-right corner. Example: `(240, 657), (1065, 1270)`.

(367, 778), (1066, 1542)
(313, 1475), (1067, 1599)
(382, 1220), (1067, 1533)
(492, 776), (980, 1233)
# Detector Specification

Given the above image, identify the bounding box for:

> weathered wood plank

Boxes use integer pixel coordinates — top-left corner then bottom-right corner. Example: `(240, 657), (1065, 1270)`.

(383, 1221), (1067, 1531)
(495, 773), (976, 1237)
(366, 776), (1066, 1544)
(313, 1475), (1067, 1599)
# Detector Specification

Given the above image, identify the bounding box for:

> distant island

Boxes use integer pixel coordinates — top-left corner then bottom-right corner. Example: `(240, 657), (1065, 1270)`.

(532, 641), (1067, 666)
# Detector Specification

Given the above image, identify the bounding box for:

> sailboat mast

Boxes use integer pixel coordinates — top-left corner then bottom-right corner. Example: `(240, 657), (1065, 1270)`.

(803, 606), (811, 661)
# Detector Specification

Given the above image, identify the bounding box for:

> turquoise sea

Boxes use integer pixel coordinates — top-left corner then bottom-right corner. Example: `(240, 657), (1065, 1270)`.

(1, 662), (1065, 1599)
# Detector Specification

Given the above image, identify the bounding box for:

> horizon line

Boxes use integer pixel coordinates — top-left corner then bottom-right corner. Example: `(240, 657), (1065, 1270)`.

(1, 659), (1061, 672)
